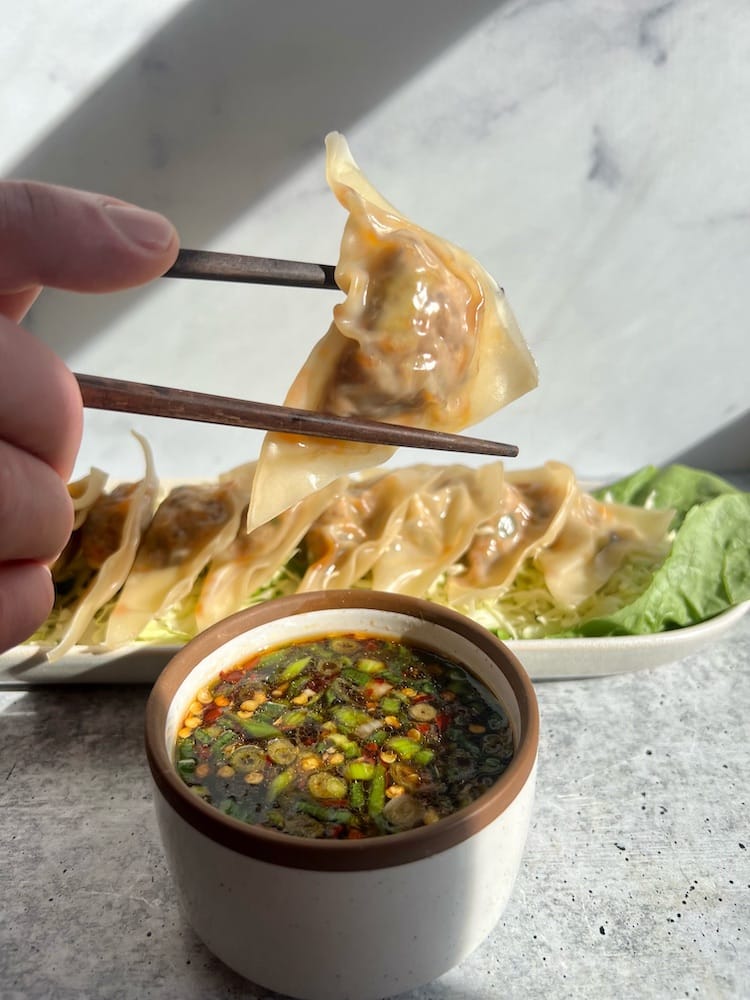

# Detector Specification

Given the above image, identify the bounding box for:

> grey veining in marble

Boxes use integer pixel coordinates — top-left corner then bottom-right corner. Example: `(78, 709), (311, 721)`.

(2, 614), (748, 1000)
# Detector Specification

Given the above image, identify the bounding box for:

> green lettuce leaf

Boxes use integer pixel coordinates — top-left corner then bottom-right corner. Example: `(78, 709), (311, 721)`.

(573, 490), (750, 636)
(593, 464), (740, 530)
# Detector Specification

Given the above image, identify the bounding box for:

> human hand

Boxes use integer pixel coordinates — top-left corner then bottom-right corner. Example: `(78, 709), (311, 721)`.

(0, 181), (178, 652)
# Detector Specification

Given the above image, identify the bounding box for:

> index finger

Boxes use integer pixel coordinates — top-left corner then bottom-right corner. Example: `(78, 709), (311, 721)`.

(0, 318), (83, 478)
(0, 180), (179, 295)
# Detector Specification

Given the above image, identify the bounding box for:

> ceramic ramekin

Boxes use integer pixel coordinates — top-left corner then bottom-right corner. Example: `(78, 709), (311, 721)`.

(145, 590), (539, 1000)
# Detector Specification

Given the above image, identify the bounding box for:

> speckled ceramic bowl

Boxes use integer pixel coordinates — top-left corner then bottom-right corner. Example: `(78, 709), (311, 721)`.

(145, 590), (539, 1000)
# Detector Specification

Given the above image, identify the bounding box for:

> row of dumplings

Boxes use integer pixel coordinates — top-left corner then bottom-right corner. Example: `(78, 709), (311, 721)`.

(40, 433), (674, 660)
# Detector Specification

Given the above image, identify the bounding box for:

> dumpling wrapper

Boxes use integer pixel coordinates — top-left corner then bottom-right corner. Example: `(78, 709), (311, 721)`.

(50, 467), (111, 584)
(194, 475), (345, 631)
(448, 462), (674, 609)
(447, 461), (578, 606)
(370, 463), (506, 597)
(106, 463), (255, 646)
(536, 490), (674, 608)
(296, 465), (444, 592)
(246, 131), (537, 531)
(46, 433), (159, 661)
(67, 467), (109, 530)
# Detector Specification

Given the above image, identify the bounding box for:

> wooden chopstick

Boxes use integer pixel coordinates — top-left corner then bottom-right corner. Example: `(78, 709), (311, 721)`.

(163, 248), (339, 290)
(75, 374), (519, 459)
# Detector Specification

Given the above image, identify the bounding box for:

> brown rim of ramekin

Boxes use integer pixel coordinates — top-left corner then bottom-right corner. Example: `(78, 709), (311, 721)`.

(145, 590), (539, 872)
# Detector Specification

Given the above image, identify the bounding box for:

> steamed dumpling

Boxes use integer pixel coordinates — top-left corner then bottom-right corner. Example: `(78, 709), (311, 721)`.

(370, 463), (506, 597)
(296, 465), (443, 592)
(447, 462), (578, 605)
(194, 476), (345, 631)
(46, 433), (159, 661)
(447, 462), (674, 610)
(535, 490), (674, 608)
(105, 463), (255, 646)
(67, 467), (108, 530)
(247, 132), (537, 530)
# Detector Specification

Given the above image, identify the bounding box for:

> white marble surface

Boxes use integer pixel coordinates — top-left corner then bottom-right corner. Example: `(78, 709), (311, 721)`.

(1, 0), (747, 483)
(0, 1), (189, 169)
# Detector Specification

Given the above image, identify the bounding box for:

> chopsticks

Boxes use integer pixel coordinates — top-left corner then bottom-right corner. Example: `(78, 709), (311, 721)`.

(149, 248), (520, 457)
(163, 248), (339, 290)
(75, 374), (519, 459)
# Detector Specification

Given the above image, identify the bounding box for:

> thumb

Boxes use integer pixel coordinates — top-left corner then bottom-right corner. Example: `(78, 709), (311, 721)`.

(0, 180), (179, 296)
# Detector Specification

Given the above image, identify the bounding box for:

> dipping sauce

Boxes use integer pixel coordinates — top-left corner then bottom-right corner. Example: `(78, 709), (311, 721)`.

(175, 633), (513, 839)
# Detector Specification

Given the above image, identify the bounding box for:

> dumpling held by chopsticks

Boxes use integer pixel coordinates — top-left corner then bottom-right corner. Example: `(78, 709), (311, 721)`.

(246, 132), (537, 531)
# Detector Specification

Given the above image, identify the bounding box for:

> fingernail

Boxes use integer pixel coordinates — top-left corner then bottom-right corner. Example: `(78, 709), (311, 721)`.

(104, 203), (176, 252)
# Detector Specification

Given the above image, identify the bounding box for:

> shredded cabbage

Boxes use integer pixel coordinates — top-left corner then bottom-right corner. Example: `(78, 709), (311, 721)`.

(422, 551), (665, 640)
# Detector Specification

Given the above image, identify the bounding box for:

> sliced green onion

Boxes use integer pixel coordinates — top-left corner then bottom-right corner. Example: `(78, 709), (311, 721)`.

(342, 667), (372, 687)
(380, 695), (403, 715)
(345, 760), (376, 781)
(357, 658), (385, 674)
(297, 801), (353, 825)
(267, 766), (296, 802)
(332, 705), (373, 733)
(225, 712), (282, 740)
(251, 702), (287, 724)
(408, 702), (437, 722)
(350, 780), (365, 810)
(382, 793), (424, 830)
(387, 736), (422, 760)
(330, 637), (360, 653)
(308, 772), (348, 800)
(368, 765), (386, 818)
(255, 648), (290, 670)
(328, 732), (360, 758)
(213, 730), (239, 753)
(278, 709), (308, 729)
(230, 745), (266, 773)
(279, 656), (312, 681)
(267, 738), (298, 765)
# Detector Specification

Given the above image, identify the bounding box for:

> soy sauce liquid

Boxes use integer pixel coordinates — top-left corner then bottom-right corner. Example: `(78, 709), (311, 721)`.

(176, 633), (513, 839)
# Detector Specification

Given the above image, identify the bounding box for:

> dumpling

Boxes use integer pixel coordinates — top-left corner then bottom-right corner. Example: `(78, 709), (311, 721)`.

(370, 463), (506, 597)
(45, 433), (159, 660)
(296, 465), (444, 592)
(535, 490), (674, 608)
(40, 468), (113, 646)
(447, 462), (674, 610)
(67, 467), (109, 530)
(194, 475), (345, 631)
(447, 461), (578, 605)
(105, 463), (255, 646)
(246, 131), (538, 530)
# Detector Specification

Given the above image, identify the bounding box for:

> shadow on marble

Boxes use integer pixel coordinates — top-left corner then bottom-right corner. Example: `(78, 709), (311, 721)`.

(13, 0), (502, 358)
(667, 407), (750, 474)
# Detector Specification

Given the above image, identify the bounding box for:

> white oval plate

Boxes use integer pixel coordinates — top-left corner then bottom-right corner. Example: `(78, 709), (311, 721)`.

(1, 600), (747, 685)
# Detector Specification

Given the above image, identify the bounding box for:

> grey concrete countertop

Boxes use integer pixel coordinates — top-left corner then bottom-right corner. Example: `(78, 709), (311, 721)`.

(1, 613), (748, 1000)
